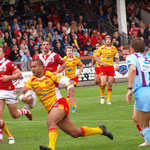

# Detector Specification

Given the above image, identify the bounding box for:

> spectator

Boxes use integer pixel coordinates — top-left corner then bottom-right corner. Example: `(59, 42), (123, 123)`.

(70, 20), (78, 33)
(8, 45), (21, 62)
(73, 46), (80, 57)
(11, 18), (22, 30)
(146, 36), (150, 46)
(83, 40), (93, 56)
(52, 34), (63, 49)
(32, 45), (41, 60)
(53, 42), (66, 58)
(38, 31), (45, 41)
(13, 25), (22, 38)
(19, 44), (27, 58)
(9, 6), (16, 17)
(46, 32), (53, 43)
(10, 38), (20, 50)
(63, 22), (71, 35)
(112, 15), (118, 28)
(138, 28), (146, 39)
(129, 12), (139, 25)
(3, 42), (11, 59)
(70, 33), (81, 51)
(112, 31), (121, 48)
(28, 38), (36, 57)
(53, 31), (62, 40)
(81, 33), (91, 47)
(91, 31), (103, 46)
(144, 23), (150, 40)
(21, 51), (32, 71)
(54, 23), (62, 35)
(83, 22), (89, 33)
(16, 35), (22, 45)
(0, 6), (4, 17)
(27, 24), (38, 40)
(61, 28), (68, 39)
(0, 31), (4, 47)
(106, 14), (113, 25)
(77, 26), (84, 41)
(20, 39), (29, 52)
(6, 25), (15, 39)
(63, 35), (71, 47)
(37, 23), (46, 38)
(139, 16), (146, 30)
(0, 21), (9, 31)
(129, 22), (140, 37)
(45, 21), (55, 37)
(4, 31), (12, 46)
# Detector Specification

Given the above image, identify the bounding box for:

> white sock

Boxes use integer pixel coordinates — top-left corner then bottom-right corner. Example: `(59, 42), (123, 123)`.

(0, 129), (3, 140)
(18, 108), (28, 116)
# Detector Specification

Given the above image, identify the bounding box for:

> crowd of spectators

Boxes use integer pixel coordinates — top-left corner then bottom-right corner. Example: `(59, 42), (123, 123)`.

(0, 0), (150, 71)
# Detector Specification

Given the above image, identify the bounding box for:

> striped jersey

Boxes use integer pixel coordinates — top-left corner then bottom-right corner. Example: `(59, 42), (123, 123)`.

(93, 49), (101, 67)
(63, 56), (82, 79)
(97, 45), (118, 66)
(25, 71), (63, 112)
(126, 53), (150, 92)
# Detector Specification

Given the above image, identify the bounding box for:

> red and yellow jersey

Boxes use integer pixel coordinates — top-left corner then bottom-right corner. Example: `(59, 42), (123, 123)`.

(25, 71), (63, 112)
(97, 45), (118, 66)
(63, 56), (82, 79)
(93, 49), (101, 67)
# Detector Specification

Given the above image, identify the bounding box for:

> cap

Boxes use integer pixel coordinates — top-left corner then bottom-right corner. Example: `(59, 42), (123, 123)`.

(105, 35), (112, 40)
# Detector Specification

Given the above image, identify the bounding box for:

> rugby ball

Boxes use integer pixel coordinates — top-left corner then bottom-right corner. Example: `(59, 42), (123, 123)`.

(25, 90), (37, 109)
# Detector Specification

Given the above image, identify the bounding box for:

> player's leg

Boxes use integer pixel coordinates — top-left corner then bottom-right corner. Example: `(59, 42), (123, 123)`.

(100, 75), (107, 104)
(135, 109), (150, 144)
(7, 103), (32, 120)
(0, 99), (14, 144)
(132, 104), (149, 146)
(57, 116), (113, 139)
(106, 76), (114, 104)
(40, 107), (66, 150)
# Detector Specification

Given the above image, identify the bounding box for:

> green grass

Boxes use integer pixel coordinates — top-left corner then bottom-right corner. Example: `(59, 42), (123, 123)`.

(1, 83), (149, 150)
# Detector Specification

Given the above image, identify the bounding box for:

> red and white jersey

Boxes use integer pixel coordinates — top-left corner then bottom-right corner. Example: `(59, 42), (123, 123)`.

(37, 51), (65, 72)
(0, 58), (18, 90)
(129, 27), (140, 36)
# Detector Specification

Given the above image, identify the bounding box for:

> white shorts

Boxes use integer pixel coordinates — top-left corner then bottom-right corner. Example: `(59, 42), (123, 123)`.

(0, 90), (18, 104)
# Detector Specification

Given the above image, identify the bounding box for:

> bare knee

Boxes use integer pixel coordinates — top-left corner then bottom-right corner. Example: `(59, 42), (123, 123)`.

(47, 117), (57, 128)
(95, 81), (99, 85)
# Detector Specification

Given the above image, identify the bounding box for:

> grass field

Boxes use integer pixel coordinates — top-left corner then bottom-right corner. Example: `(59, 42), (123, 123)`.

(1, 83), (149, 150)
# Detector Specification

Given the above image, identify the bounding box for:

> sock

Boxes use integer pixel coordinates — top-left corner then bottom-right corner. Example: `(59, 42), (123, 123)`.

(80, 126), (103, 136)
(48, 128), (58, 150)
(142, 127), (150, 144)
(98, 84), (102, 96)
(107, 88), (112, 101)
(18, 108), (28, 116)
(101, 86), (105, 97)
(0, 129), (3, 140)
(1, 122), (13, 138)
(135, 123), (144, 137)
(72, 103), (76, 108)
(67, 95), (70, 103)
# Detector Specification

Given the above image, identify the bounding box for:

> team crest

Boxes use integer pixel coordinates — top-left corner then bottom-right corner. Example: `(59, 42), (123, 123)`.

(117, 65), (128, 76)
(0, 66), (6, 71)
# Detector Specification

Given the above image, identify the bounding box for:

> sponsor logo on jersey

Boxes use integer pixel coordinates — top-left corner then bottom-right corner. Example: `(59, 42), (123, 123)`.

(117, 65), (128, 76)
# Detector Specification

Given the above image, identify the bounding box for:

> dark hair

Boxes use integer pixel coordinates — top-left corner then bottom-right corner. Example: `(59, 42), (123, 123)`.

(130, 38), (145, 52)
(123, 45), (130, 50)
(32, 59), (44, 67)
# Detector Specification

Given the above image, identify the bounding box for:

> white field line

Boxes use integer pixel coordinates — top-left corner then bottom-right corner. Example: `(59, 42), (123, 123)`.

(5, 120), (133, 124)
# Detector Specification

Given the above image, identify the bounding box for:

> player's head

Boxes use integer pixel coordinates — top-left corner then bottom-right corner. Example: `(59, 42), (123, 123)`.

(0, 47), (4, 60)
(31, 59), (44, 77)
(42, 40), (51, 54)
(122, 45), (131, 60)
(130, 37), (145, 53)
(66, 46), (73, 58)
(105, 35), (112, 46)
(95, 42), (101, 50)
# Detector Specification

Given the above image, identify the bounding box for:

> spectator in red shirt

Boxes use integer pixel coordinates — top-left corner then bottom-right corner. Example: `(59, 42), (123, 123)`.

(3, 42), (11, 59)
(129, 22), (140, 37)
(13, 25), (22, 38)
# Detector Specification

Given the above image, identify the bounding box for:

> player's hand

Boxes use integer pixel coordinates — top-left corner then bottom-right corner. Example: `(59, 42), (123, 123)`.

(0, 75), (11, 82)
(22, 95), (34, 105)
(115, 65), (119, 71)
(102, 62), (108, 67)
(126, 90), (133, 104)
(76, 73), (80, 77)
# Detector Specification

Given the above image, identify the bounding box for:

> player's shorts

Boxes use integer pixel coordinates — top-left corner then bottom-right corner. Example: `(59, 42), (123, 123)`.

(0, 90), (17, 104)
(52, 97), (70, 117)
(95, 67), (101, 75)
(71, 77), (78, 86)
(100, 65), (115, 76)
(134, 87), (150, 112)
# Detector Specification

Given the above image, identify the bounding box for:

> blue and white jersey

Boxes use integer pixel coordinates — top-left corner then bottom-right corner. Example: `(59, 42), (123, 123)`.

(126, 53), (150, 92)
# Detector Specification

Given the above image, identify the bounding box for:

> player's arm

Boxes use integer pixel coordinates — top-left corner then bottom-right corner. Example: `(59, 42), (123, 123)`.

(114, 52), (119, 71)
(56, 62), (66, 73)
(91, 57), (95, 67)
(126, 64), (136, 104)
(76, 62), (84, 77)
(19, 81), (34, 105)
(0, 69), (22, 82)
(59, 76), (76, 101)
